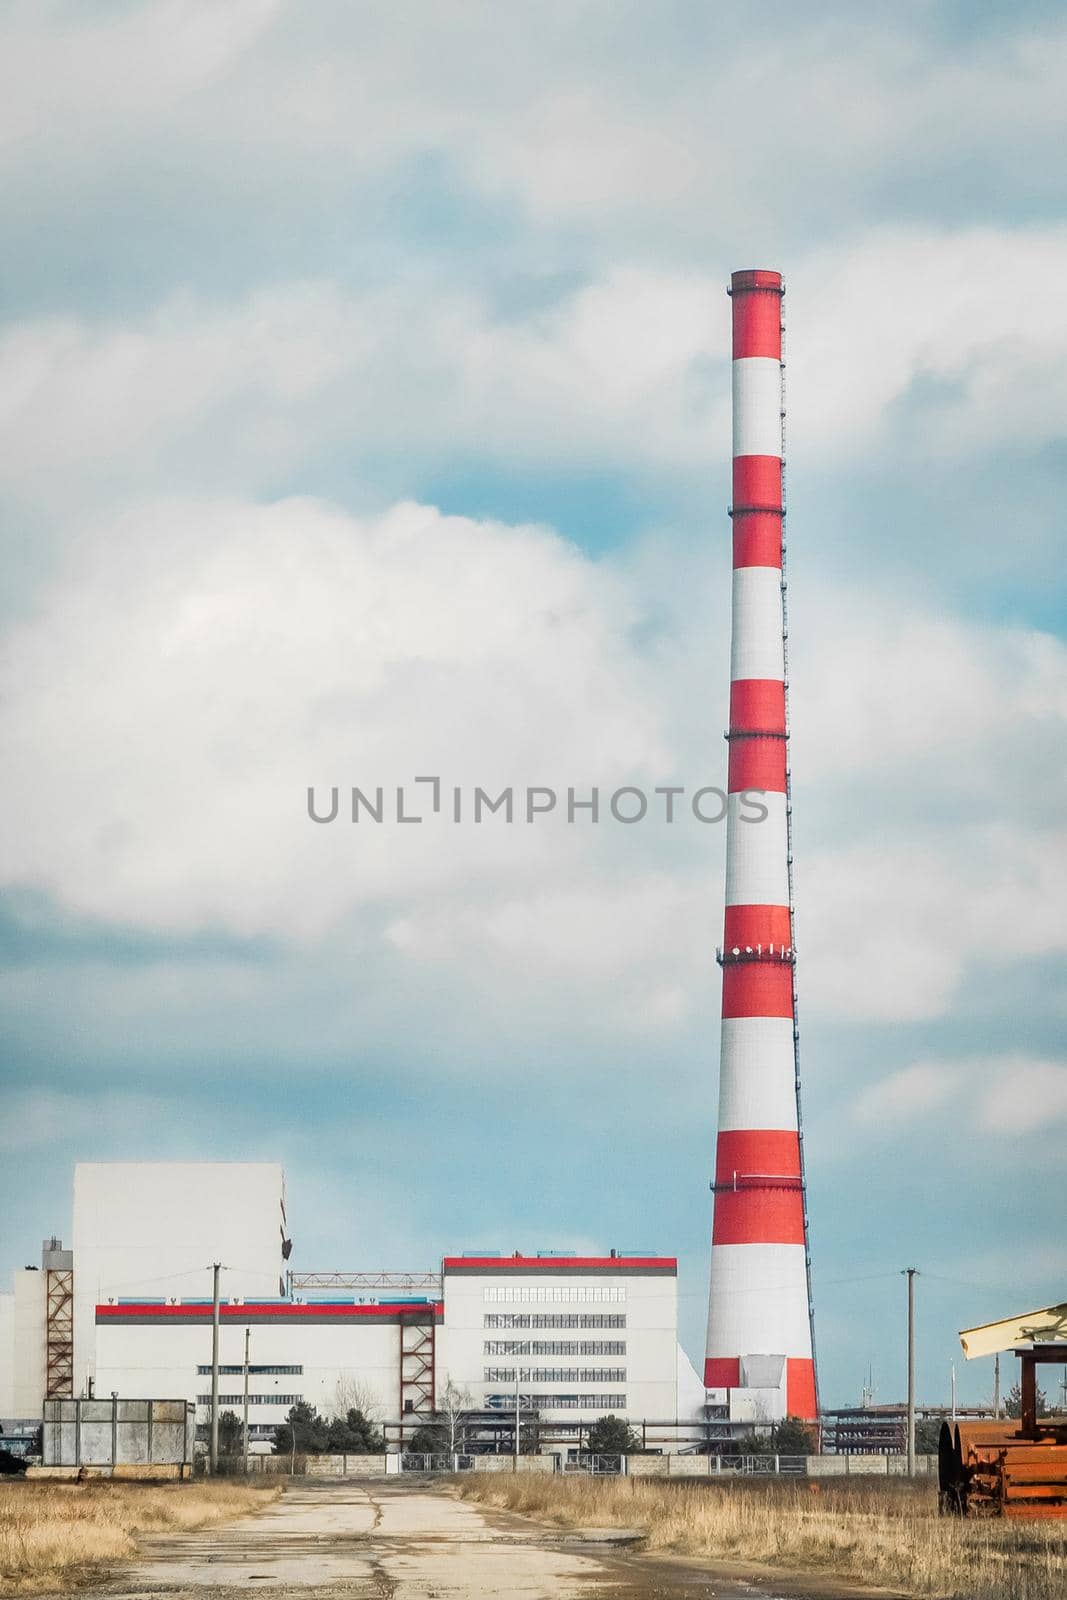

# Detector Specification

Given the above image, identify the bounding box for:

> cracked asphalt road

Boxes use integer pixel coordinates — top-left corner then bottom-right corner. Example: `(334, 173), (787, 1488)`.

(94, 1479), (867, 1600)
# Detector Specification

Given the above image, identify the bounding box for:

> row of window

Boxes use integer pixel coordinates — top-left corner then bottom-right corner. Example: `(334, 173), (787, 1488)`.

(196, 1365), (303, 1376)
(487, 1393), (626, 1411)
(483, 1286), (626, 1303)
(484, 1341), (625, 1357)
(484, 1368), (627, 1384)
(196, 1394), (302, 1406)
(484, 1313), (626, 1330)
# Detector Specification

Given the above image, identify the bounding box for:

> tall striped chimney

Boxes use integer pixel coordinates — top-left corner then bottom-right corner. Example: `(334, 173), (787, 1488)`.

(703, 269), (817, 1422)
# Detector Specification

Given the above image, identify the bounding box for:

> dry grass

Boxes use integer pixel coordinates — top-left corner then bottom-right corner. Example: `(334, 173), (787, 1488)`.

(0, 1477), (280, 1594)
(457, 1473), (1067, 1600)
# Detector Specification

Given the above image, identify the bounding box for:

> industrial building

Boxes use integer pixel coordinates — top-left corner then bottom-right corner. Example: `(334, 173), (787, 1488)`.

(1, 1162), (706, 1453)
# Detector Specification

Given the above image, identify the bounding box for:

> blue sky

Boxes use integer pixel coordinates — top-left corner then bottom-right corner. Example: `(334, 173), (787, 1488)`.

(1, 1), (1066, 1411)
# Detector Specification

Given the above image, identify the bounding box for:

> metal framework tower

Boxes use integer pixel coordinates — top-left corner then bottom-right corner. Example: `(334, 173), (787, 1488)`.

(398, 1309), (436, 1444)
(703, 269), (817, 1421)
(43, 1237), (74, 1399)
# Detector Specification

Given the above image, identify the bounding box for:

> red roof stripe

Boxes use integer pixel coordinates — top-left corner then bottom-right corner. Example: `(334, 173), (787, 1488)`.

(441, 1256), (675, 1270)
(96, 1301), (443, 1319)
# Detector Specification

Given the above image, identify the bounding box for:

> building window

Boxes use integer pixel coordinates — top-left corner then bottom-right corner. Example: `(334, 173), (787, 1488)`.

(484, 1393), (627, 1412)
(484, 1340), (626, 1357)
(196, 1365), (303, 1376)
(482, 1286), (626, 1304)
(484, 1312), (626, 1330)
(483, 1369), (626, 1385)
(196, 1394), (303, 1406)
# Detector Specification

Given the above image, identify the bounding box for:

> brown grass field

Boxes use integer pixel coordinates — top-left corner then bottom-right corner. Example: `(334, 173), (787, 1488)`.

(0, 1477), (279, 1594)
(457, 1473), (1067, 1600)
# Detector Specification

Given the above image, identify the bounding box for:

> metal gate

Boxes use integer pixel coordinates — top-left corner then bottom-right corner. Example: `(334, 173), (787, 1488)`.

(399, 1452), (475, 1473)
(565, 1453), (623, 1475)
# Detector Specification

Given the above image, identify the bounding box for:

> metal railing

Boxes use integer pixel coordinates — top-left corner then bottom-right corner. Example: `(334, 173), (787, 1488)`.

(565, 1453), (623, 1475)
(710, 1454), (806, 1476)
(398, 1452), (476, 1473)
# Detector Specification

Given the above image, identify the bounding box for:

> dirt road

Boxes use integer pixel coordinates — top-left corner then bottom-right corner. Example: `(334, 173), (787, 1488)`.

(95, 1477), (863, 1600)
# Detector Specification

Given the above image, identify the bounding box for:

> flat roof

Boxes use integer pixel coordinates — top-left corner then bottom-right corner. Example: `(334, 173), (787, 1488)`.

(442, 1255), (676, 1274)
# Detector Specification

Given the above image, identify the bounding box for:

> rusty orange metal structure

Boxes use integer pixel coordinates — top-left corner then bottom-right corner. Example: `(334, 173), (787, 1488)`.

(940, 1344), (1067, 1519)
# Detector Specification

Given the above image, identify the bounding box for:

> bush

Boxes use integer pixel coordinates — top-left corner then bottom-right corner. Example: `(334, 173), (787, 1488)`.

(406, 1422), (448, 1454)
(772, 1415), (818, 1454)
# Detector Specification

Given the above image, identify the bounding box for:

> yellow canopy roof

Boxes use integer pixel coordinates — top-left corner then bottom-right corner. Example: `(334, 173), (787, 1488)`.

(959, 1302), (1067, 1360)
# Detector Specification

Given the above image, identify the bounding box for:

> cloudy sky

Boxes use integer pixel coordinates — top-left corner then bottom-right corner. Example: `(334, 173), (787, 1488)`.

(2, 0), (1065, 1410)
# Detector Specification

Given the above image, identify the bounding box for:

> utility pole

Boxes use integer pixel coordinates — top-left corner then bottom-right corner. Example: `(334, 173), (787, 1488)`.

(210, 1262), (221, 1475)
(242, 1326), (251, 1476)
(902, 1268), (918, 1476)
(994, 1354), (1001, 1419)
(514, 1370), (520, 1471)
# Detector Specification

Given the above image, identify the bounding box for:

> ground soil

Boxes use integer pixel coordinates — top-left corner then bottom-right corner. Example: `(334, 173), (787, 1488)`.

(57, 1478), (900, 1600)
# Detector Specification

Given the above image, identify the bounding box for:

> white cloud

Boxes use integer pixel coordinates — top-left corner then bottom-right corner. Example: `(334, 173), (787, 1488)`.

(0, 1086), (183, 1152)
(789, 227), (1067, 460)
(0, 0), (281, 152)
(979, 1059), (1067, 1135)
(4, 4), (1065, 253)
(0, 271), (727, 514)
(853, 1062), (960, 1125)
(0, 495), (671, 945)
(1, 491), (1064, 1042)
(801, 828), (1067, 1023)
(853, 1055), (1067, 1138)
(6, 223), (1067, 526)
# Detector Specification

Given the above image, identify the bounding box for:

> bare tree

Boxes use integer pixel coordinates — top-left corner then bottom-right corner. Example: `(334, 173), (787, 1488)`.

(438, 1377), (474, 1455)
(332, 1375), (384, 1423)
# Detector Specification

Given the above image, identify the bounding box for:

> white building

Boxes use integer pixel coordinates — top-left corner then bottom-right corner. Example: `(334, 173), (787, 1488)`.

(0, 1248), (47, 1420)
(3, 1166), (704, 1452)
(72, 1162), (288, 1399)
(438, 1253), (684, 1430)
(93, 1299), (438, 1448)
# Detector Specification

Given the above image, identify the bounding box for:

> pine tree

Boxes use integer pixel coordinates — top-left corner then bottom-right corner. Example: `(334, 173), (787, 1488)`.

(1005, 1381), (1049, 1419)
(585, 1414), (639, 1454)
(325, 1408), (384, 1453)
(217, 1409), (243, 1457)
(273, 1400), (328, 1456)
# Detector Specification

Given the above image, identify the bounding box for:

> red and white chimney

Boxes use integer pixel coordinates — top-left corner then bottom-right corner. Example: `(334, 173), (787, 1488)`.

(703, 269), (817, 1422)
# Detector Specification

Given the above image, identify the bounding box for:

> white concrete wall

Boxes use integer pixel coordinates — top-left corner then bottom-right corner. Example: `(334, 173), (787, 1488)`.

(439, 1268), (678, 1424)
(73, 1162), (285, 1397)
(0, 1291), (14, 1416)
(11, 1269), (46, 1417)
(94, 1317), (399, 1437)
(676, 1344), (707, 1421)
